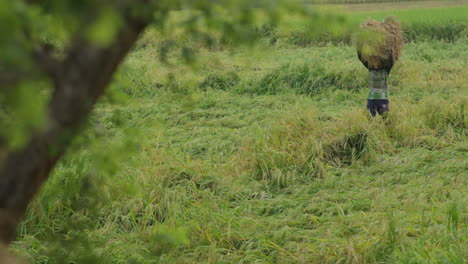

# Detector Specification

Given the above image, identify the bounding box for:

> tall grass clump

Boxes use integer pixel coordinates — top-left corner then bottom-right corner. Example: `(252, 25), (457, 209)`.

(244, 110), (326, 189)
(322, 110), (393, 166)
(245, 63), (365, 95)
(199, 71), (241, 91)
(111, 65), (156, 98)
(385, 97), (466, 147)
(243, 109), (394, 188)
(243, 96), (465, 188)
(419, 97), (466, 136)
(256, 24), (279, 45)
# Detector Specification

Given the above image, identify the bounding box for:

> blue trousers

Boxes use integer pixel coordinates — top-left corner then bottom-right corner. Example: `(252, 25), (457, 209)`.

(367, 99), (389, 117)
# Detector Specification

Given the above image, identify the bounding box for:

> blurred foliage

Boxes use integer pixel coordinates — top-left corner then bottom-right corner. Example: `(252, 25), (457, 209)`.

(0, 0), (348, 152)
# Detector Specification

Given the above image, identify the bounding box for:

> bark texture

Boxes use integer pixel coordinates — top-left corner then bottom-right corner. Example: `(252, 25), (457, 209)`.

(0, 9), (148, 244)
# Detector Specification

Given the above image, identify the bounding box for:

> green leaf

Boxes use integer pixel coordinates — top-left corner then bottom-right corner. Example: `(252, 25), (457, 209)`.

(86, 8), (122, 46)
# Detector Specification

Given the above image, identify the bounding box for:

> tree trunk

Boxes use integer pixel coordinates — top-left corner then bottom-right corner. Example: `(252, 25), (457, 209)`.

(0, 13), (147, 244)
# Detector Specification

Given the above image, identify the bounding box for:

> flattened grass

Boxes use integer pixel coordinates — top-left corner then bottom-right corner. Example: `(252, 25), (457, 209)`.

(11, 4), (468, 263)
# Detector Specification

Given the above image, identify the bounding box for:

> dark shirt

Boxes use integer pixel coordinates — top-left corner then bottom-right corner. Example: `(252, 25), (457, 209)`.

(357, 51), (394, 100)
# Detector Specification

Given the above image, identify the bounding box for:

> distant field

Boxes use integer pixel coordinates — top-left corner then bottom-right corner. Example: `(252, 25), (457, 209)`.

(348, 5), (468, 42)
(338, 0), (468, 11)
(280, 5), (468, 45)
(347, 4), (468, 23)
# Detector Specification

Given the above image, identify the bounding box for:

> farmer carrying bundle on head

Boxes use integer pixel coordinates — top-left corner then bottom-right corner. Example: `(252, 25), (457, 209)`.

(356, 17), (403, 117)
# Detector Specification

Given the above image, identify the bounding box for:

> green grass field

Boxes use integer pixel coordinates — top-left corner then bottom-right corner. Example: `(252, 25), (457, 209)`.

(11, 2), (467, 264)
(281, 5), (468, 45)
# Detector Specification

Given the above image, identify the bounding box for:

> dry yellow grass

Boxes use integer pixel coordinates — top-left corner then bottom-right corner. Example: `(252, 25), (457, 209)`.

(356, 17), (404, 69)
(382, 16), (404, 60)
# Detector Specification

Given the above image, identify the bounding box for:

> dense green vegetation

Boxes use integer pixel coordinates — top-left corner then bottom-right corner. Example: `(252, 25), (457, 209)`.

(10, 3), (467, 264)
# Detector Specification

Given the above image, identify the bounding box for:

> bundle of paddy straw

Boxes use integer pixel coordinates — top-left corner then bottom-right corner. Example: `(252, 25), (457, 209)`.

(356, 17), (403, 69)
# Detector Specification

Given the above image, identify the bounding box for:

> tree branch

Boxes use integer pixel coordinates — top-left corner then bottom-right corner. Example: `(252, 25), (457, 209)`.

(32, 44), (61, 81)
